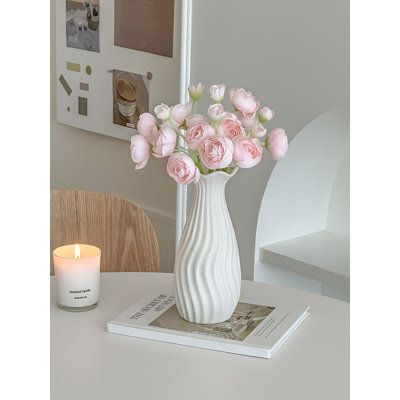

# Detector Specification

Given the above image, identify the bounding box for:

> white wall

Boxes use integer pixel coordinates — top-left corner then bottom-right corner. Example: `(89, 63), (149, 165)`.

(50, 1), (178, 273)
(190, 0), (349, 279)
(326, 150), (350, 237)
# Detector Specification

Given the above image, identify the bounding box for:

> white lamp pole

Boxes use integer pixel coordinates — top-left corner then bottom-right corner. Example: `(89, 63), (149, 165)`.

(175, 0), (192, 250)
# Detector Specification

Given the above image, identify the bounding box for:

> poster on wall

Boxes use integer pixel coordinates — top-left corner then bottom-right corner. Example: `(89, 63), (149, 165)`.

(66, 0), (100, 52)
(56, 0), (180, 142)
(113, 70), (150, 129)
(114, 0), (175, 57)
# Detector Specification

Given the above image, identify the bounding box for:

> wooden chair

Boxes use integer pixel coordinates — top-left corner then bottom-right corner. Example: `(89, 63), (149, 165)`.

(50, 189), (159, 274)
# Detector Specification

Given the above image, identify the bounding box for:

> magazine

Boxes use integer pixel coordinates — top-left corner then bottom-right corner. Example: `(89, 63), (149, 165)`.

(107, 287), (310, 359)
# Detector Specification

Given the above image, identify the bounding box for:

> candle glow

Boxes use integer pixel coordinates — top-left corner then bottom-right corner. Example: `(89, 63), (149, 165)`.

(74, 244), (81, 260)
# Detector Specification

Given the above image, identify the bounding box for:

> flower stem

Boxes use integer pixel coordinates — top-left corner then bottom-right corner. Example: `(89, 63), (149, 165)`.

(196, 155), (205, 174)
(193, 100), (198, 114)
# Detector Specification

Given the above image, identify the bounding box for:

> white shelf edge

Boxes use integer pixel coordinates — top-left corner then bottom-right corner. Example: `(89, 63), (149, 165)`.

(259, 231), (350, 290)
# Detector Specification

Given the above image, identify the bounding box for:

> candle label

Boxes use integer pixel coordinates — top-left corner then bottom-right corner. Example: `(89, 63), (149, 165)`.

(70, 288), (92, 300)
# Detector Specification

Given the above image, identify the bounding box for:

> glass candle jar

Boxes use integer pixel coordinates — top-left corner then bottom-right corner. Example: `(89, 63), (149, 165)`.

(115, 76), (137, 118)
(53, 244), (101, 312)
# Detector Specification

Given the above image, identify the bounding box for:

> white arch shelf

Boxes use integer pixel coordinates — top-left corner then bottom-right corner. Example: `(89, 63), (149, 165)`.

(254, 107), (349, 301)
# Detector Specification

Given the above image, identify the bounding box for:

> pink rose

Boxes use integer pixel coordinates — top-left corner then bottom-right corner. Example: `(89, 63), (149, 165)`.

(217, 117), (246, 141)
(137, 113), (157, 140)
(266, 128), (288, 160)
(185, 113), (207, 128)
(209, 84), (226, 103)
(251, 123), (267, 138)
(258, 106), (275, 123)
(167, 153), (200, 185)
(130, 135), (151, 170)
(143, 125), (159, 143)
(138, 120), (158, 143)
(199, 136), (233, 169)
(185, 123), (215, 150)
(152, 124), (177, 158)
(188, 83), (204, 101)
(233, 137), (263, 168)
(208, 103), (226, 121)
(229, 88), (260, 116)
(171, 102), (192, 125)
(154, 103), (170, 120)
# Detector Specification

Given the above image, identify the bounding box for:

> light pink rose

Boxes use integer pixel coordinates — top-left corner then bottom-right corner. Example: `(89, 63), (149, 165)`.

(258, 106), (275, 123)
(188, 83), (204, 101)
(130, 135), (151, 170)
(152, 124), (177, 158)
(167, 153), (200, 185)
(143, 125), (159, 143)
(137, 113), (158, 143)
(251, 123), (267, 138)
(209, 84), (226, 103)
(233, 137), (263, 168)
(208, 103), (226, 121)
(137, 112), (157, 140)
(185, 123), (215, 150)
(185, 113), (207, 128)
(154, 103), (170, 120)
(229, 88), (260, 116)
(199, 136), (233, 169)
(266, 128), (288, 160)
(171, 102), (192, 125)
(217, 117), (246, 141)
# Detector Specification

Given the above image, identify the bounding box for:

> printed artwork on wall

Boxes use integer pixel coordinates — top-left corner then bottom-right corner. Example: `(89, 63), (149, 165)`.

(113, 70), (150, 129)
(114, 0), (175, 57)
(56, 0), (177, 141)
(66, 0), (100, 53)
(58, 60), (93, 118)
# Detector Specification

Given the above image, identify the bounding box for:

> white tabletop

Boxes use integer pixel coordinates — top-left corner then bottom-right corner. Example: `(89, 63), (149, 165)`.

(51, 272), (349, 400)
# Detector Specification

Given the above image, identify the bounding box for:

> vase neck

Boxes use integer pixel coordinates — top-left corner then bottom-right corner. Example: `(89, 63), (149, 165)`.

(194, 170), (236, 200)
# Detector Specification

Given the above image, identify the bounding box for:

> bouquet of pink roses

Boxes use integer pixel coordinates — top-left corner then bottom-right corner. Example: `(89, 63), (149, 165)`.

(130, 83), (288, 184)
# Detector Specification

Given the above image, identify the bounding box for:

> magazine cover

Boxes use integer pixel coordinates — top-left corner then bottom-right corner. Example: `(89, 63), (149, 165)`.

(107, 288), (310, 358)
(150, 302), (275, 341)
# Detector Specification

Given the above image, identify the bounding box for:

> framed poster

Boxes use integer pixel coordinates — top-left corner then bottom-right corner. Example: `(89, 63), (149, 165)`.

(56, 0), (182, 142)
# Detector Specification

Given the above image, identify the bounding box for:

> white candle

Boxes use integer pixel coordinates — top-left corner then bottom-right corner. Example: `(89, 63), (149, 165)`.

(53, 244), (101, 311)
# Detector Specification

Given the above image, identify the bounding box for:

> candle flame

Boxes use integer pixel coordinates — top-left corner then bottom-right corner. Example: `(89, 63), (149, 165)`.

(74, 244), (81, 260)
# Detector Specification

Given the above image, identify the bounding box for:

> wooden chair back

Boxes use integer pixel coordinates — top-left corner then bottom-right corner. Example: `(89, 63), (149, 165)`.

(50, 189), (159, 274)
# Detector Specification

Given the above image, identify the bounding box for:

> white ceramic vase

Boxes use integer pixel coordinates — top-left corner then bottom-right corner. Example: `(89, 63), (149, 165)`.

(173, 169), (241, 324)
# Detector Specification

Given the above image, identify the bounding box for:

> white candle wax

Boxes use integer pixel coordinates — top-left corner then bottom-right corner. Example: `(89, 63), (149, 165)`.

(53, 244), (101, 311)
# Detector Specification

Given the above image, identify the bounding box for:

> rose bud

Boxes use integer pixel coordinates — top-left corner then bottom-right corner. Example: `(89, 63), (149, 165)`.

(209, 84), (226, 103)
(188, 83), (204, 101)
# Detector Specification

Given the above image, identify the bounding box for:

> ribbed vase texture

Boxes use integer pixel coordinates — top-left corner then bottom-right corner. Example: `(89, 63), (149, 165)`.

(173, 171), (241, 324)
